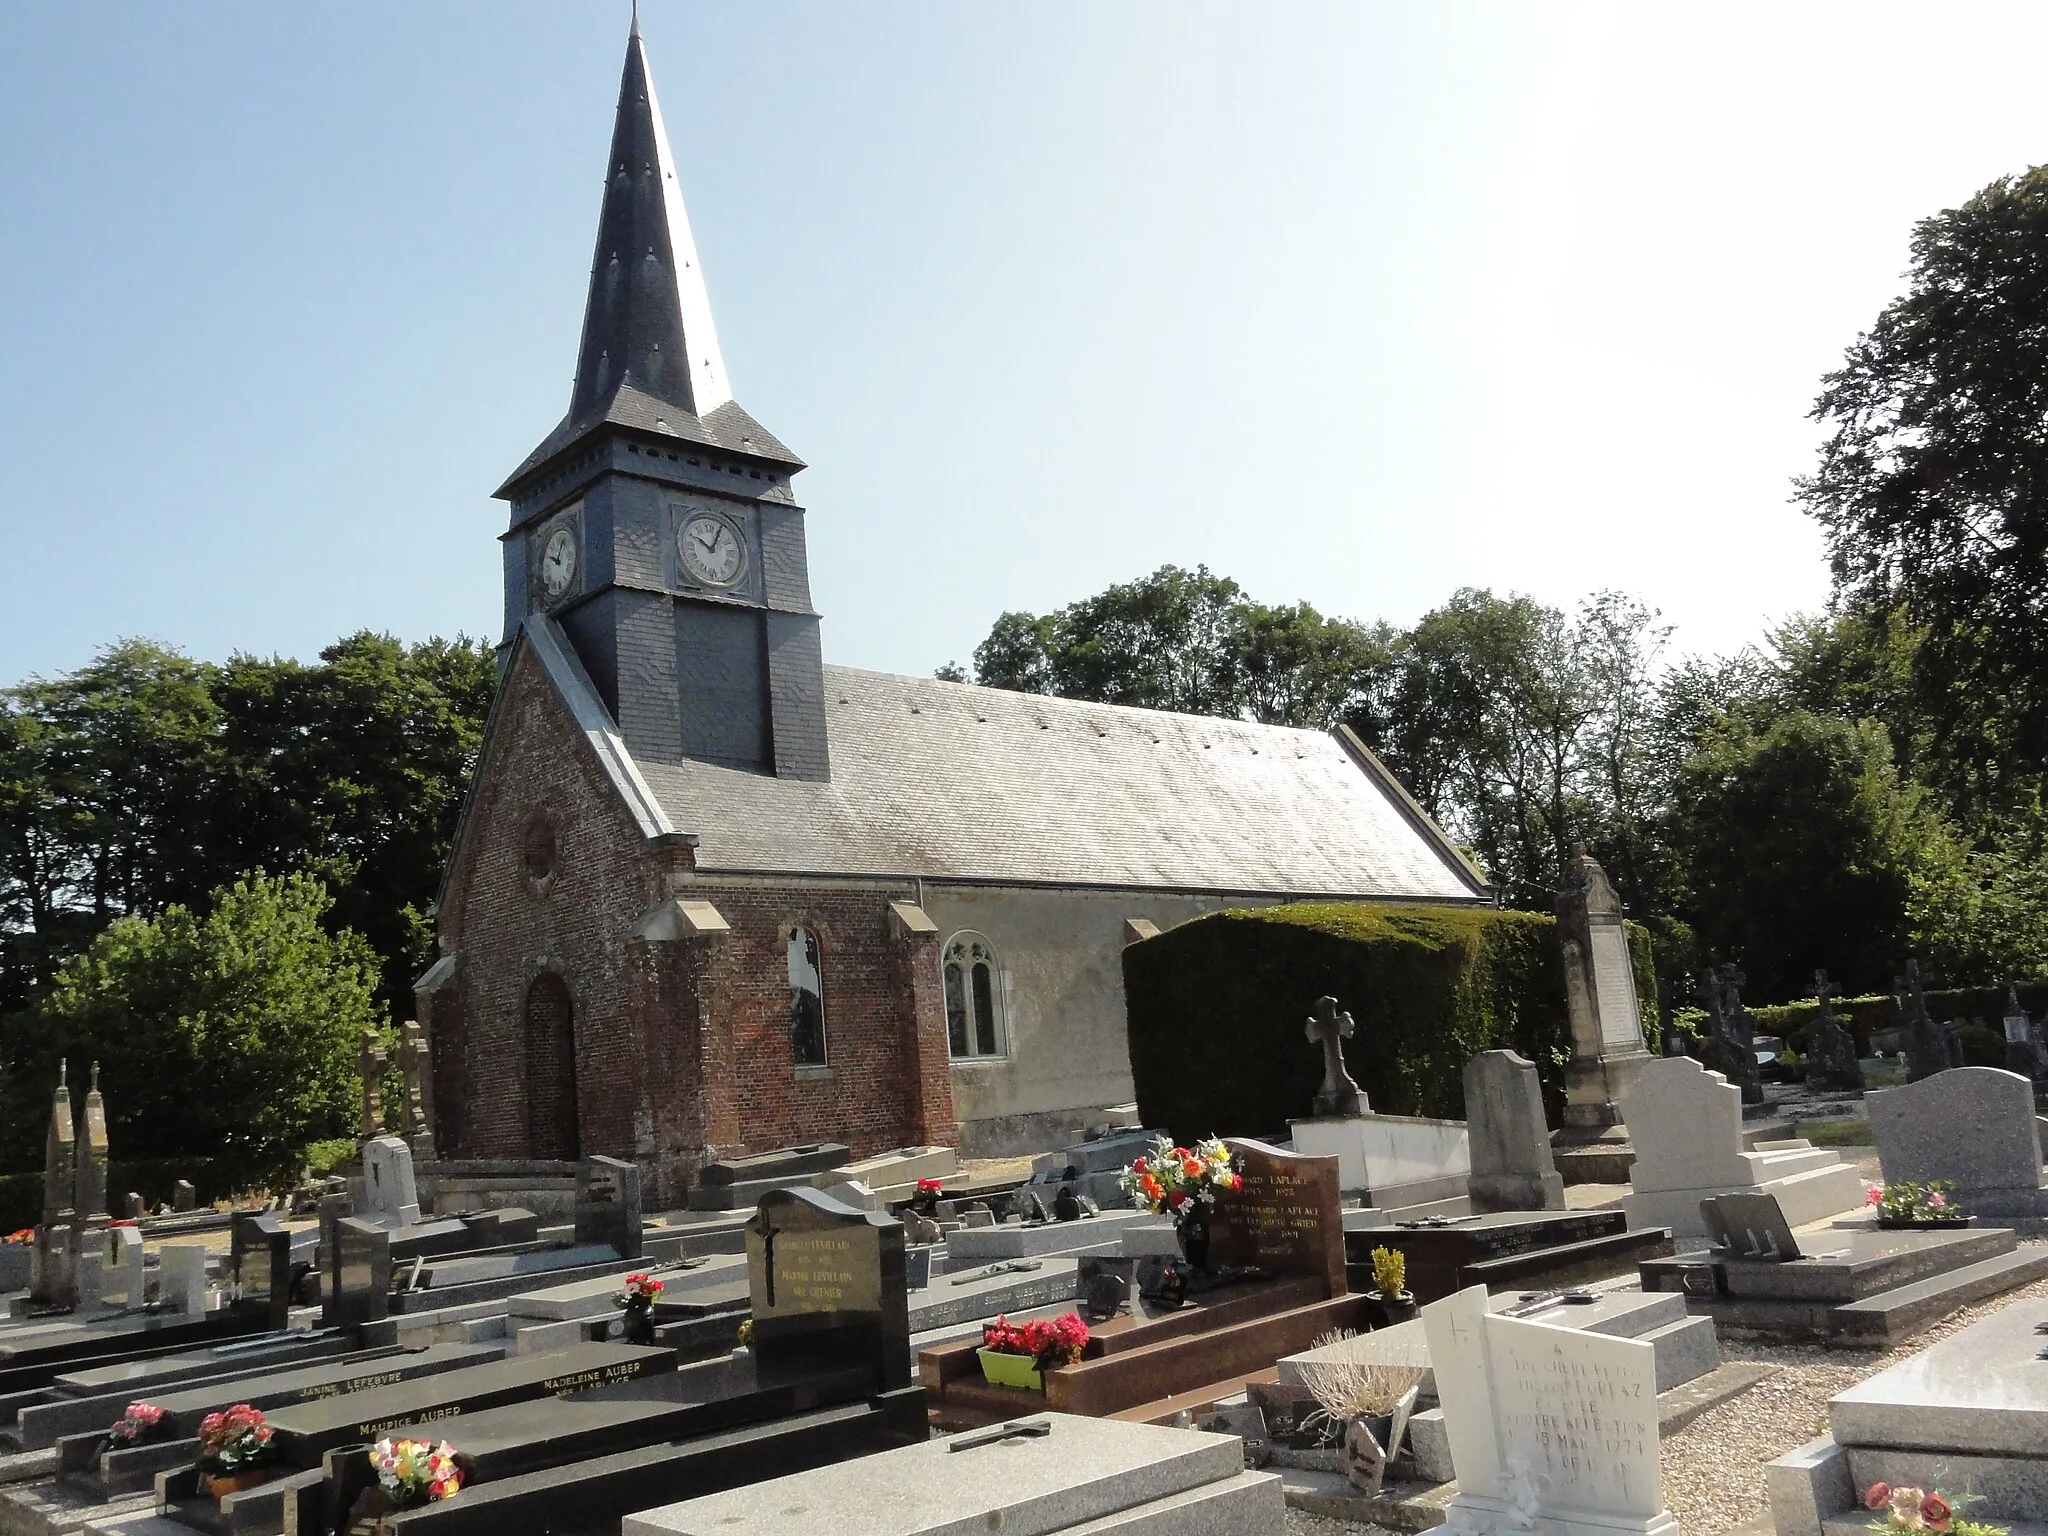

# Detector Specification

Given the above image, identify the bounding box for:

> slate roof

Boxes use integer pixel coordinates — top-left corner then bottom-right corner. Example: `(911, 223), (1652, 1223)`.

(498, 384), (802, 499)
(608, 662), (1488, 899)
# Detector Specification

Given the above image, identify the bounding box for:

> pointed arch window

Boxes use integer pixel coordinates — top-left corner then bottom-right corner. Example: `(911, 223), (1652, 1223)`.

(943, 932), (1005, 1059)
(788, 925), (827, 1068)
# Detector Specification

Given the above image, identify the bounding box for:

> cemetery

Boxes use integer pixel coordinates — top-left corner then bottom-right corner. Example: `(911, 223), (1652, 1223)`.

(17, 9), (2048, 1536)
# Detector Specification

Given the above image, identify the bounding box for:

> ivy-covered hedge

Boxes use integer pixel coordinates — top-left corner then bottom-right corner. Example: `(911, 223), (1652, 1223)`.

(1749, 982), (2048, 1056)
(1123, 903), (1654, 1144)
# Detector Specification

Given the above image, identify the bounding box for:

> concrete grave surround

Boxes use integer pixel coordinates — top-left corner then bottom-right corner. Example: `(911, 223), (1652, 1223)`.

(1621, 1057), (1865, 1236)
(1868, 1066), (2048, 1217)
(362, 1136), (423, 1227)
(1288, 1113), (1470, 1209)
(622, 1412), (1285, 1536)
(1464, 1050), (1565, 1212)
(1423, 1283), (1678, 1536)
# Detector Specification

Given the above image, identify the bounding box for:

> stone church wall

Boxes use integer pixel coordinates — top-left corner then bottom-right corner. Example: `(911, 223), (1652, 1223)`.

(921, 885), (1290, 1157)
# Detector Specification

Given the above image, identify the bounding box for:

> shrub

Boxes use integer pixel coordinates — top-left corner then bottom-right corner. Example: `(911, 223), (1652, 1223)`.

(1122, 903), (1652, 1139)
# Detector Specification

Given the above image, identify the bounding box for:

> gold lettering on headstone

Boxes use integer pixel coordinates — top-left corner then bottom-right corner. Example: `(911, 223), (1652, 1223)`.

(761, 1231), (860, 1315)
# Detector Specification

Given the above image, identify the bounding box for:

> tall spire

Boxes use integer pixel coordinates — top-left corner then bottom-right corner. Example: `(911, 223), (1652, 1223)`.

(569, 23), (731, 424)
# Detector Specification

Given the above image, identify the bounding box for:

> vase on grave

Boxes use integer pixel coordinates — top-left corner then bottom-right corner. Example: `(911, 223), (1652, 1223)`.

(1364, 1287), (1418, 1326)
(1173, 1207), (1210, 1273)
(620, 1300), (656, 1346)
(202, 1469), (273, 1500)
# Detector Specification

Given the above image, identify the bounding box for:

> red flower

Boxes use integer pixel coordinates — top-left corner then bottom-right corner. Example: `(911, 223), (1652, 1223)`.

(1132, 1157), (1147, 1173)
(1864, 1483), (1890, 1511)
(1165, 1189), (1186, 1210)
(1921, 1492), (1952, 1529)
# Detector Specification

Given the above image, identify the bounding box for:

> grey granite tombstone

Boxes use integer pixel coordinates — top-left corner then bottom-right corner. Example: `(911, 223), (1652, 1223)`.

(575, 1156), (643, 1259)
(747, 1185), (908, 1391)
(72, 1063), (110, 1238)
(1805, 971), (1864, 1097)
(173, 1179), (195, 1212)
(1697, 965), (1763, 1104)
(1305, 996), (1366, 1117)
(40, 1063), (75, 1233)
(1896, 961), (1951, 1083)
(361, 1135), (422, 1226)
(235, 1211), (298, 1330)
(121, 1192), (144, 1221)
(1869, 1066), (2047, 1217)
(159, 1244), (209, 1315)
(1464, 1050), (1565, 1212)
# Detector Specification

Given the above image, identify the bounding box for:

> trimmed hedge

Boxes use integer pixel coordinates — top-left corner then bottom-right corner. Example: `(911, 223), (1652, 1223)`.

(0, 1158), (243, 1234)
(1749, 982), (2048, 1056)
(1122, 903), (1654, 1144)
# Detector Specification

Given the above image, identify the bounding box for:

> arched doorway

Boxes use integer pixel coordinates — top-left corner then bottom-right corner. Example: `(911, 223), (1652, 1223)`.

(523, 972), (581, 1160)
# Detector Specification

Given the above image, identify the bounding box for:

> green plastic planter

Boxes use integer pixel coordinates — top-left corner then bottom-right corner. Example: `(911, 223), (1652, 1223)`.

(976, 1349), (1045, 1391)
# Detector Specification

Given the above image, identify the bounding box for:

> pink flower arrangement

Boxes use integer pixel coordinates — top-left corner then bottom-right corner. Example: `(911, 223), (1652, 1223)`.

(613, 1272), (663, 1309)
(107, 1402), (165, 1445)
(1864, 1480), (2005, 1534)
(196, 1404), (273, 1474)
(982, 1311), (1090, 1372)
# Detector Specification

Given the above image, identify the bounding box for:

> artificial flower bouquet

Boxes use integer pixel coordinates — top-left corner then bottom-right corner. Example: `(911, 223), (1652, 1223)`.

(3, 1229), (33, 1246)
(197, 1404), (273, 1475)
(1865, 1480), (2005, 1535)
(910, 1176), (945, 1216)
(978, 1311), (1091, 1386)
(107, 1402), (167, 1447)
(370, 1437), (465, 1510)
(613, 1272), (664, 1309)
(1866, 1180), (1967, 1223)
(1119, 1136), (1242, 1224)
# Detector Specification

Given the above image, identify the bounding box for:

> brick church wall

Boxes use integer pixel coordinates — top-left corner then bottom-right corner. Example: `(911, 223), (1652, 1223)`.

(431, 640), (953, 1206)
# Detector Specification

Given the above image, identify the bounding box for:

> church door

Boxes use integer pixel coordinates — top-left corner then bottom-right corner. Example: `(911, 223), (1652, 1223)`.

(523, 973), (581, 1161)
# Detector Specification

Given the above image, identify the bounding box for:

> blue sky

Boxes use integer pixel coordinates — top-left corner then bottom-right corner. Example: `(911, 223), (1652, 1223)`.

(6, 3), (2048, 685)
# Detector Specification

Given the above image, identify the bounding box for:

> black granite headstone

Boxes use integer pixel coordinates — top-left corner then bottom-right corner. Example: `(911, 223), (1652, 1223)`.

(1700, 1192), (1801, 1262)
(747, 1187), (907, 1391)
(316, 1190), (352, 1327)
(904, 1248), (931, 1292)
(333, 1217), (393, 1327)
(232, 1212), (296, 1331)
(575, 1157), (643, 1260)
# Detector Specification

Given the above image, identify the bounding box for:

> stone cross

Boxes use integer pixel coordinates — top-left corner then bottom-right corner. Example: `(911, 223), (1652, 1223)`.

(358, 1029), (388, 1139)
(1805, 970), (1864, 1096)
(1896, 959), (1950, 1082)
(397, 1022), (426, 1137)
(1305, 996), (1365, 1118)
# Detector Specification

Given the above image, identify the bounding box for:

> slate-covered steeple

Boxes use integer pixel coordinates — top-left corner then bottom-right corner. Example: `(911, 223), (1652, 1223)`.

(570, 12), (731, 422)
(492, 19), (830, 786)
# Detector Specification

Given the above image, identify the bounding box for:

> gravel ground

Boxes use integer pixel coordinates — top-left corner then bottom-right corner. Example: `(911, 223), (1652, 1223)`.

(1662, 1254), (2048, 1534)
(1284, 1511), (1399, 1536)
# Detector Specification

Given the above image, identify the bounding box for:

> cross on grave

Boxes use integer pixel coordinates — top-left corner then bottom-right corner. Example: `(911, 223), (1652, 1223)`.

(1305, 996), (1365, 1117)
(358, 1029), (388, 1138)
(947, 1417), (1052, 1453)
(397, 1022), (427, 1137)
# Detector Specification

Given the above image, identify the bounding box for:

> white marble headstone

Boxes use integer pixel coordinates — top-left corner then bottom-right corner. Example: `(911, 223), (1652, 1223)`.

(102, 1225), (144, 1305)
(1423, 1285), (1677, 1536)
(362, 1135), (422, 1227)
(159, 1244), (210, 1315)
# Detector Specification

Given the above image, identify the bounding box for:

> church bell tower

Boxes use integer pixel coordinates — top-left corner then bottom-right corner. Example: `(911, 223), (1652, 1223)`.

(494, 18), (829, 781)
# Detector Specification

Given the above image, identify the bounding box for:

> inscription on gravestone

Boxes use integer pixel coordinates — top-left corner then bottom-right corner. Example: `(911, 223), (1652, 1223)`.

(747, 1186), (908, 1390)
(1206, 1138), (1345, 1295)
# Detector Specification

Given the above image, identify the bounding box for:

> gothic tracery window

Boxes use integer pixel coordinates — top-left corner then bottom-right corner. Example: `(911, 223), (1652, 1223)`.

(943, 931), (1004, 1059)
(788, 925), (827, 1067)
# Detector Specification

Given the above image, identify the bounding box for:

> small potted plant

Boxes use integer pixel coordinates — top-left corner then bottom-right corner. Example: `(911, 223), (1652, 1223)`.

(976, 1311), (1089, 1391)
(1120, 1136), (1242, 1272)
(195, 1404), (274, 1498)
(1867, 1181), (1971, 1230)
(613, 1271), (663, 1345)
(1365, 1246), (1417, 1326)
(1864, 1479), (2006, 1534)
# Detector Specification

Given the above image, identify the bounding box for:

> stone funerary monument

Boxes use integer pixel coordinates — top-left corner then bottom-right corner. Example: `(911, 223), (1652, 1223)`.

(419, 18), (1489, 1201)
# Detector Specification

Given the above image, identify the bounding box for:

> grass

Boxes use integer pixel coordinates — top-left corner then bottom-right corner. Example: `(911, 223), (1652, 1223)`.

(1799, 1117), (1874, 1148)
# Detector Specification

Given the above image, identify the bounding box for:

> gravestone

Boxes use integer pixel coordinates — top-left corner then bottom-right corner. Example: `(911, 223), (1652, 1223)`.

(361, 1135), (422, 1226)
(159, 1243), (209, 1315)
(747, 1185), (908, 1390)
(2002, 981), (2046, 1086)
(904, 1248), (930, 1291)
(1423, 1283), (1678, 1535)
(820, 1179), (878, 1212)
(1464, 1051), (1565, 1212)
(576, 1155), (644, 1258)
(101, 1224), (144, 1305)
(72, 1062), (110, 1237)
(31, 1065), (78, 1308)
(1700, 1192), (1801, 1261)
(1896, 961), (1951, 1082)
(1696, 964), (1763, 1104)
(332, 1217), (393, 1326)
(1868, 1066), (2048, 1218)
(358, 1026), (388, 1137)
(73, 1250), (104, 1310)
(173, 1178), (195, 1212)
(1205, 1139), (1345, 1295)
(1621, 1056), (1864, 1236)
(235, 1211), (300, 1330)
(121, 1192), (143, 1221)
(1555, 847), (1652, 1132)
(1305, 996), (1365, 1117)
(398, 1017), (437, 1159)
(1804, 971), (1864, 1097)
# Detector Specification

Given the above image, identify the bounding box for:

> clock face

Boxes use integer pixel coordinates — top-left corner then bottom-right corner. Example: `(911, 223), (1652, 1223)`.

(539, 525), (578, 598)
(678, 513), (746, 588)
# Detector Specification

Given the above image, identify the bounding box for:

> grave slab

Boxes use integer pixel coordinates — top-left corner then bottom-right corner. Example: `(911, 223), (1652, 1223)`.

(621, 1412), (1279, 1536)
(943, 1212), (1149, 1264)
(1288, 1114), (1470, 1210)
(1829, 1294), (2048, 1455)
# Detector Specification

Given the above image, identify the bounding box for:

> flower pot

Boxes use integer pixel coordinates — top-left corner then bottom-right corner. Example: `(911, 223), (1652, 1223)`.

(1877, 1215), (1972, 1230)
(1175, 1210), (1211, 1273)
(976, 1348), (1045, 1391)
(1366, 1289), (1419, 1326)
(201, 1469), (273, 1499)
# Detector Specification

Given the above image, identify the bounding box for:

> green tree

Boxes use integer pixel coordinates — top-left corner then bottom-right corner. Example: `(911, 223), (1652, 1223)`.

(1668, 711), (1957, 999)
(31, 871), (379, 1191)
(1799, 166), (2048, 804)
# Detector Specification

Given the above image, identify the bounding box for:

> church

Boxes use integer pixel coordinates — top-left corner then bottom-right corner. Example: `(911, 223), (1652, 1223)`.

(417, 21), (1492, 1202)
